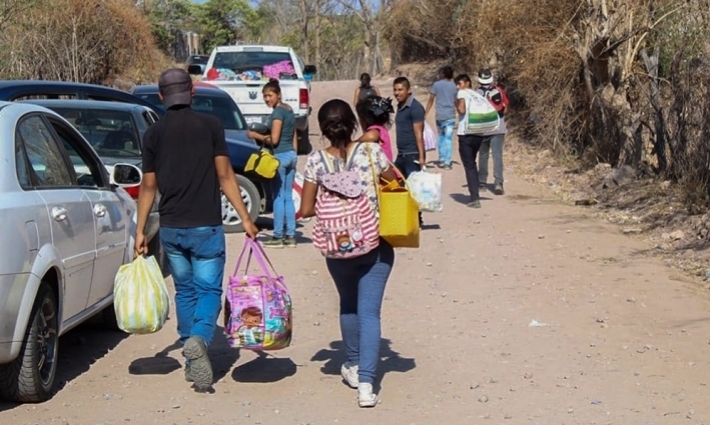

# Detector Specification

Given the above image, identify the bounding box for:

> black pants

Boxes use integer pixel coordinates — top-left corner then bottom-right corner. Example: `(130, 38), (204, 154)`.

(394, 153), (423, 225)
(458, 134), (483, 201)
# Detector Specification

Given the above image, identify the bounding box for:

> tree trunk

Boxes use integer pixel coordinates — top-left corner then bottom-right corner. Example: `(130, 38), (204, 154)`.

(641, 47), (667, 172)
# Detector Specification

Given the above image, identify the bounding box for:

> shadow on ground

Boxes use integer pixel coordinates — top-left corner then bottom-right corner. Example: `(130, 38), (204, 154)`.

(0, 317), (129, 412)
(128, 326), (239, 385)
(449, 193), (493, 205)
(231, 351), (297, 383)
(310, 338), (415, 392)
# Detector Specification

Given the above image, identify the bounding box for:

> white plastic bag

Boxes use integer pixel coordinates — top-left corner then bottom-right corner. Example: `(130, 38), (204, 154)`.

(424, 122), (437, 151)
(407, 171), (443, 212)
(113, 255), (170, 334)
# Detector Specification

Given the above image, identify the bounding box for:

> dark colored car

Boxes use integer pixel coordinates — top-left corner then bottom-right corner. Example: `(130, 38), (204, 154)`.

(186, 55), (211, 75)
(0, 80), (163, 115)
(132, 83), (263, 233)
(17, 99), (165, 263)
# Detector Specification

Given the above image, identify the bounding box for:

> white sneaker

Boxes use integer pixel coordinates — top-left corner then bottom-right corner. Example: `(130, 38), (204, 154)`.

(340, 362), (359, 388)
(358, 383), (379, 408)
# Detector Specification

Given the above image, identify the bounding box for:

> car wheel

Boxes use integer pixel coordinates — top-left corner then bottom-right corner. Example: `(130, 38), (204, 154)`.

(297, 126), (312, 155)
(222, 173), (260, 233)
(0, 283), (58, 402)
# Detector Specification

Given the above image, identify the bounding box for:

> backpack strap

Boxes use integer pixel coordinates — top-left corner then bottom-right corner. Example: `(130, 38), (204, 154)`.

(345, 142), (362, 171)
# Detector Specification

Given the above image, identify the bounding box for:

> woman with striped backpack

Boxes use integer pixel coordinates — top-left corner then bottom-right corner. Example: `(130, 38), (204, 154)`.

(299, 99), (399, 408)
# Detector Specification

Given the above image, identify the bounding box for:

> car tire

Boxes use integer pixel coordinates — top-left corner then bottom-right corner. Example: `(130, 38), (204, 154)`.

(297, 126), (312, 155)
(222, 173), (260, 233)
(0, 282), (59, 402)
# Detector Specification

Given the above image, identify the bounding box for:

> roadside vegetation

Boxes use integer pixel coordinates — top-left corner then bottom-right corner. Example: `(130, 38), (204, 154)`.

(2, 0), (710, 223)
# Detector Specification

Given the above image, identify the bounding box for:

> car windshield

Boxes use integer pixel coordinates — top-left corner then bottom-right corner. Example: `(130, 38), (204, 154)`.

(189, 55), (209, 65)
(134, 92), (246, 130)
(48, 107), (141, 157)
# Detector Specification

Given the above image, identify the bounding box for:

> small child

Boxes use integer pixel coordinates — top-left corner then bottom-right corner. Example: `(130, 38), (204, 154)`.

(355, 96), (395, 162)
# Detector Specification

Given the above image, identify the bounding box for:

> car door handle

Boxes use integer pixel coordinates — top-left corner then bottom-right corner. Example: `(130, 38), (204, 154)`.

(51, 206), (67, 222)
(93, 204), (107, 218)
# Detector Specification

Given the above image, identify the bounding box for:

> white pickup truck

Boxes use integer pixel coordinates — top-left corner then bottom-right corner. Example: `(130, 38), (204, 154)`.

(192, 44), (317, 154)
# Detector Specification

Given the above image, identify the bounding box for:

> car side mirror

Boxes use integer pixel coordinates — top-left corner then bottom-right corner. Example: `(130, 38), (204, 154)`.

(248, 122), (270, 135)
(112, 163), (142, 185)
(187, 64), (203, 75)
(303, 65), (317, 75)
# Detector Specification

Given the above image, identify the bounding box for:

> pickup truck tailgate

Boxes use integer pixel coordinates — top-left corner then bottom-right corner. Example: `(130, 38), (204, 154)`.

(214, 81), (301, 119)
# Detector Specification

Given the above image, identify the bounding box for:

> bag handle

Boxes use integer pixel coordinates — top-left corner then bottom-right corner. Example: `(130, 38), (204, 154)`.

(232, 238), (279, 280)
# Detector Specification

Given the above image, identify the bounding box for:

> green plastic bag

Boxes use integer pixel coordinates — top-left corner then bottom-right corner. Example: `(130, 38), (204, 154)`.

(113, 255), (170, 334)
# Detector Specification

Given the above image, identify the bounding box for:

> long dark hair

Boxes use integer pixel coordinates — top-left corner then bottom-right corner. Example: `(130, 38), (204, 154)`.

(318, 99), (358, 159)
(355, 96), (392, 131)
(359, 73), (372, 89)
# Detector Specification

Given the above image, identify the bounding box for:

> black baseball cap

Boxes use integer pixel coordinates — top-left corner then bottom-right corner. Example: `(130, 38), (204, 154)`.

(158, 68), (193, 108)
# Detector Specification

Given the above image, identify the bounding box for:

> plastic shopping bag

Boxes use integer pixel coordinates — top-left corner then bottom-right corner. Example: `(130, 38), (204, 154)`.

(224, 239), (292, 350)
(407, 171), (443, 212)
(113, 255), (170, 334)
(424, 122), (437, 152)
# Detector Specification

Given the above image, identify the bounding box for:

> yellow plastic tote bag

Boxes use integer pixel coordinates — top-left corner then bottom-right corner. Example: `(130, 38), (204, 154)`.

(245, 148), (280, 179)
(366, 144), (420, 248)
(113, 255), (170, 334)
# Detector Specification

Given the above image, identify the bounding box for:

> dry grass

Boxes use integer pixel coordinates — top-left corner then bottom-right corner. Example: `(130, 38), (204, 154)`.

(0, 0), (170, 86)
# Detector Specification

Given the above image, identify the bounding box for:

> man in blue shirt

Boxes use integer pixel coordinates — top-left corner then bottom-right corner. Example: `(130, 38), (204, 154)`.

(393, 76), (425, 177)
(425, 66), (457, 169)
(393, 76), (425, 225)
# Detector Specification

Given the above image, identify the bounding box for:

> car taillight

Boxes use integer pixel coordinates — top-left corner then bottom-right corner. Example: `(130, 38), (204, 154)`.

(123, 185), (140, 199)
(299, 88), (309, 110)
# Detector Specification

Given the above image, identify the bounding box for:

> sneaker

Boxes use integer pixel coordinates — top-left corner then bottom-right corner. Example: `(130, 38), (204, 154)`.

(182, 337), (212, 390)
(479, 182), (487, 189)
(358, 383), (379, 408)
(444, 164), (453, 170)
(283, 236), (297, 248)
(494, 183), (505, 195)
(263, 237), (284, 249)
(341, 362), (359, 388)
(467, 200), (482, 209)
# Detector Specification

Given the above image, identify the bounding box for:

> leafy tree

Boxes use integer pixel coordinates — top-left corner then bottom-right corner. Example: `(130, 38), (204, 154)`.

(195, 0), (255, 51)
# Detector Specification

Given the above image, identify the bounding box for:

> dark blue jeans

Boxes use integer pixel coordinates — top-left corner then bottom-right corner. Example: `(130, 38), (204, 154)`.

(325, 239), (395, 384)
(394, 153), (420, 179)
(160, 226), (226, 346)
(394, 153), (423, 224)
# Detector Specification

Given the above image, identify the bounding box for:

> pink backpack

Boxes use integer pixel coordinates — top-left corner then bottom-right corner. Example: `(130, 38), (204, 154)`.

(312, 144), (380, 259)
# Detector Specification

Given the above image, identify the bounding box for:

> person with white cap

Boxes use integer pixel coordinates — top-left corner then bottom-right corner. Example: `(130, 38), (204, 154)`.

(475, 67), (510, 195)
(134, 68), (259, 391)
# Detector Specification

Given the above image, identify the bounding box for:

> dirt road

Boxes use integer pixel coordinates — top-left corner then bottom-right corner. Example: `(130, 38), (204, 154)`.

(2, 80), (710, 425)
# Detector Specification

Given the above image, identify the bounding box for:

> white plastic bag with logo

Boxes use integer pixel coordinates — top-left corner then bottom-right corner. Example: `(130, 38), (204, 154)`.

(113, 255), (170, 334)
(407, 171), (443, 212)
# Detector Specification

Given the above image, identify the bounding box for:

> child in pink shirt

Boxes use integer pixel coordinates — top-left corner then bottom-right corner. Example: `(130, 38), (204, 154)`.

(355, 96), (395, 162)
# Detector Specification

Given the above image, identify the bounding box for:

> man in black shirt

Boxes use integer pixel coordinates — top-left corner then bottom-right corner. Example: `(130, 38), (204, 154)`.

(135, 68), (258, 391)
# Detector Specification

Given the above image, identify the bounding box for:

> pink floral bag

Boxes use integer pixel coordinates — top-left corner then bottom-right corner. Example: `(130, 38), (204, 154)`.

(223, 239), (292, 350)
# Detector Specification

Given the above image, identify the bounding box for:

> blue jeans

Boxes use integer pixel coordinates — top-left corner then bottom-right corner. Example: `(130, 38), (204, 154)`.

(435, 119), (455, 165)
(272, 151), (297, 238)
(325, 239), (395, 384)
(478, 134), (505, 185)
(160, 226), (226, 347)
